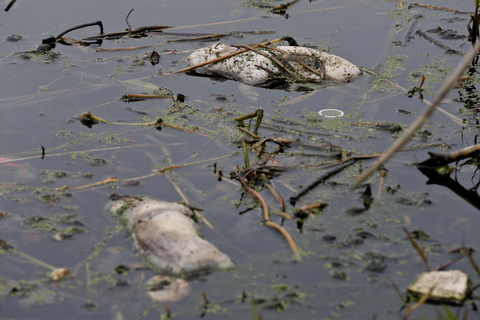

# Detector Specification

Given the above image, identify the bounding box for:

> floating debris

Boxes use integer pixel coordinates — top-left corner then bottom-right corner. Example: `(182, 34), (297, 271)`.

(186, 42), (361, 86)
(146, 275), (190, 302)
(50, 268), (70, 281)
(318, 109), (344, 118)
(107, 196), (234, 273)
(407, 270), (470, 304)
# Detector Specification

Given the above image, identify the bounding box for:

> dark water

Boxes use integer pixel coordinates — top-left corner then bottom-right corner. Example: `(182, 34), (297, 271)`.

(1, 0), (480, 319)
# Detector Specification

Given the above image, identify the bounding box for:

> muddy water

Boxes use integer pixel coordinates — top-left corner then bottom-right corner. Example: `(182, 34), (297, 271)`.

(1, 0), (480, 319)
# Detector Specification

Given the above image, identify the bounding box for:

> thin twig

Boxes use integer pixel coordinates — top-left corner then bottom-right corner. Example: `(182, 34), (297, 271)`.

(387, 277), (408, 310)
(419, 143), (480, 167)
(240, 178), (301, 261)
(408, 3), (473, 15)
(351, 40), (480, 189)
(4, 0), (17, 12)
(402, 227), (430, 271)
(171, 38), (286, 74)
(402, 288), (433, 320)
(56, 21), (104, 40)
(126, 8), (134, 31)
(290, 160), (355, 205)
(166, 175), (214, 229)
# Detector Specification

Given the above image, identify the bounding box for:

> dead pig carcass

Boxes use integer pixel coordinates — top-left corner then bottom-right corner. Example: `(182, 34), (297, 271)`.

(107, 196), (234, 274)
(186, 42), (361, 86)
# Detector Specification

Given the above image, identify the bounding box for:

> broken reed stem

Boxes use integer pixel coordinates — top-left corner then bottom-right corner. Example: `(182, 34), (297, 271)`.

(125, 8), (134, 31)
(237, 127), (260, 139)
(408, 3), (473, 15)
(122, 93), (172, 100)
(420, 143), (480, 167)
(240, 179), (301, 261)
(290, 160), (355, 206)
(56, 21), (104, 40)
(298, 203), (327, 211)
(416, 30), (458, 52)
(387, 277), (408, 310)
(242, 139), (250, 168)
(16, 250), (57, 271)
(351, 39), (480, 189)
(402, 227), (430, 272)
(464, 244), (480, 278)
(402, 289), (432, 320)
(265, 183), (285, 210)
(234, 110), (260, 122)
(265, 220), (301, 261)
(171, 38), (286, 74)
(377, 169), (386, 195)
(254, 108), (263, 135)
(75, 176), (120, 190)
(4, 0), (17, 12)
(166, 174), (214, 229)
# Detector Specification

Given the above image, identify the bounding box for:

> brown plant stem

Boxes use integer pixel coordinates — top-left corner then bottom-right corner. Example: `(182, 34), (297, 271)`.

(240, 178), (301, 261)
(171, 38), (286, 74)
(408, 3), (472, 14)
(419, 143), (480, 167)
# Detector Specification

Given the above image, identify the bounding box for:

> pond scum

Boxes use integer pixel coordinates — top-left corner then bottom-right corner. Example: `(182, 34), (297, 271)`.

(3, 0), (480, 319)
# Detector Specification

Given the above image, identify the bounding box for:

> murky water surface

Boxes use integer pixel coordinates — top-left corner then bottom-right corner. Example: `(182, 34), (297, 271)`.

(1, 0), (480, 319)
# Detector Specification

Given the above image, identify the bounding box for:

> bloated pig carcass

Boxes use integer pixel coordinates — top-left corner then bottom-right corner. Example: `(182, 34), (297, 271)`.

(107, 196), (234, 274)
(186, 42), (361, 86)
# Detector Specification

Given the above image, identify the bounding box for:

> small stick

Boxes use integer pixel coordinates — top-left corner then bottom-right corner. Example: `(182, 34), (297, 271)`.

(265, 220), (301, 261)
(126, 8), (134, 31)
(408, 3), (473, 15)
(387, 277), (408, 310)
(377, 169), (386, 195)
(4, 0), (17, 12)
(234, 110), (260, 122)
(402, 289), (433, 320)
(56, 21), (104, 40)
(237, 127), (260, 139)
(122, 93), (172, 101)
(165, 305), (171, 319)
(416, 30), (459, 53)
(201, 290), (209, 304)
(402, 227), (430, 271)
(290, 160), (355, 205)
(253, 108), (263, 135)
(298, 203), (327, 211)
(167, 33), (228, 43)
(241, 179), (301, 261)
(75, 176), (120, 190)
(166, 175), (214, 229)
(242, 139), (250, 168)
(419, 143), (480, 167)
(265, 183), (285, 210)
(464, 243), (480, 278)
(351, 40), (480, 189)
(171, 38), (286, 74)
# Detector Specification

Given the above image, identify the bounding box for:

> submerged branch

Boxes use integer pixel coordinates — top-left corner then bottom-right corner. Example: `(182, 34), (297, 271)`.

(419, 143), (480, 167)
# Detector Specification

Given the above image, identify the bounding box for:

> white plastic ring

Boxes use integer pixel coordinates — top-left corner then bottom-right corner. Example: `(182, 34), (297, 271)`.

(318, 109), (344, 118)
